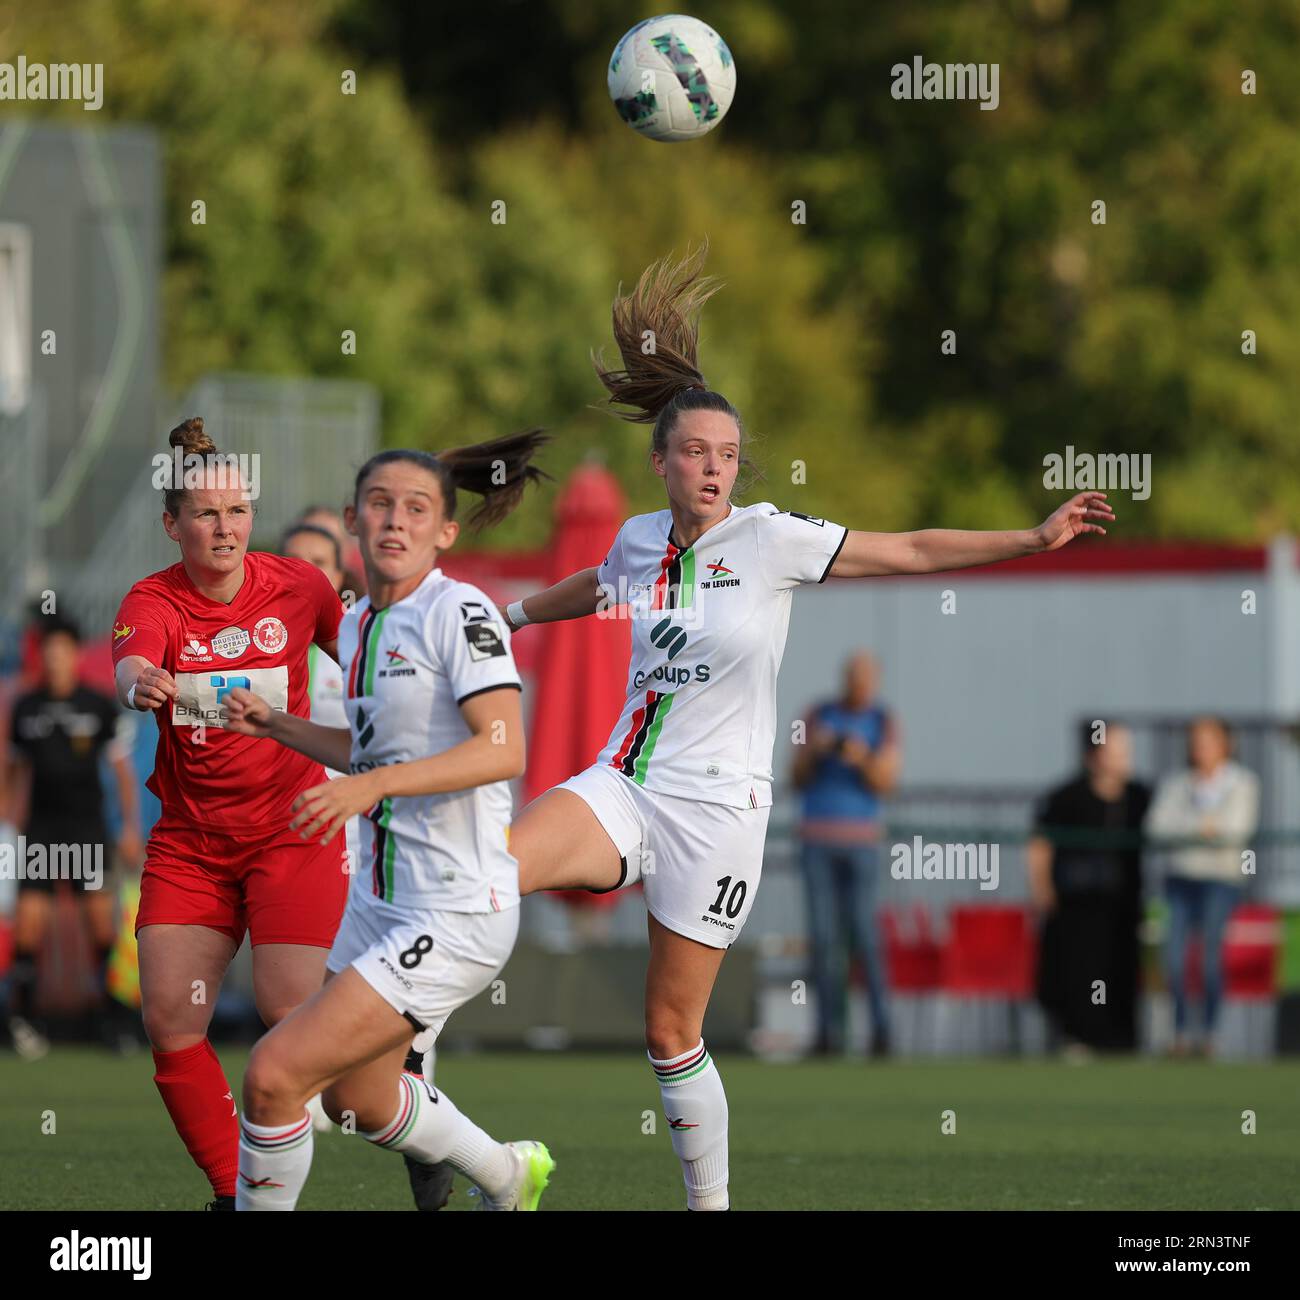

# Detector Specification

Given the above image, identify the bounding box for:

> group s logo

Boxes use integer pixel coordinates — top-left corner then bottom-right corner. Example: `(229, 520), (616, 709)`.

(650, 618), (687, 660)
(635, 617), (710, 689)
(634, 663), (711, 689)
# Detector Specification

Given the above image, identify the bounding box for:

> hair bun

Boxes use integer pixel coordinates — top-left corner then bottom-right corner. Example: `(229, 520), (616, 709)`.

(168, 416), (216, 455)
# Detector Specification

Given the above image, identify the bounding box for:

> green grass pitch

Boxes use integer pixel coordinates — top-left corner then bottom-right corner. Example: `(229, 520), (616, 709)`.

(2, 1050), (1297, 1210)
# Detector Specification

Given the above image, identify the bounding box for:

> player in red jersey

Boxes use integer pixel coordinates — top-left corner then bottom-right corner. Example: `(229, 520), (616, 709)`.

(111, 418), (349, 1209)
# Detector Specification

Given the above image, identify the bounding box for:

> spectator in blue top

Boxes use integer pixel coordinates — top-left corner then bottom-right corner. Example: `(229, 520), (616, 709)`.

(792, 652), (900, 1057)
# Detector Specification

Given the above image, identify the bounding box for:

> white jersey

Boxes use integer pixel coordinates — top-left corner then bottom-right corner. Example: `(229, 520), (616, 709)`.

(338, 568), (522, 912)
(596, 502), (847, 809)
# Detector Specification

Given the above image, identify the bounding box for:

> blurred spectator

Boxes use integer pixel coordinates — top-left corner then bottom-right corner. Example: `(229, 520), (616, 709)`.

(792, 652), (899, 1057)
(281, 522), (345, 601)
(296, 503), (365, 598)
(2, 614), (143, 1057)
(1028, 722), (1149, 1057)
(297, 503), (345, 541)
(1145, 717), (1259, 1057)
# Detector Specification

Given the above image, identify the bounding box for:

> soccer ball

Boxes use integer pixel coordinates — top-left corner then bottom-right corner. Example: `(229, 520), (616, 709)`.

(607, 14), (736, 143)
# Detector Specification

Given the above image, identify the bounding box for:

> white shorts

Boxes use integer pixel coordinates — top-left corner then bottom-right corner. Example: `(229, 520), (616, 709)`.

(557, 763), (770, 948)
(325, 888), (519, 1052)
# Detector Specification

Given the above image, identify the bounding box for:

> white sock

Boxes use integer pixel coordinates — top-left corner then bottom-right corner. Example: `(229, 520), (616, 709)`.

(362, 1072), (515, 1198)
(650, 1039), (729, 1211)
(236, 1112), (315, 1211)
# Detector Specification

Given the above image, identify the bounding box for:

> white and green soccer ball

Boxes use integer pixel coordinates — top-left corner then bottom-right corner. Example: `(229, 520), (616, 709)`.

(607, 14), (736, 142)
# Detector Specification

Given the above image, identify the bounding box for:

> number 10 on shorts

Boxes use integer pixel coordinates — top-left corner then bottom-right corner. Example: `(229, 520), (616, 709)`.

(708, 876), (747, 920)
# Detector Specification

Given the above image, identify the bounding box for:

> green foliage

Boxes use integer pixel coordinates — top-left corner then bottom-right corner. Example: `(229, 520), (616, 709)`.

(5, 0), (1298, 542)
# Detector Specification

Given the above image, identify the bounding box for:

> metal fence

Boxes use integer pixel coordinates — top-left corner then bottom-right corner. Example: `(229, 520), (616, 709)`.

(523, 712), (1300, 956)
(0, 394), (42, 671)
(54, 372), (380, 636)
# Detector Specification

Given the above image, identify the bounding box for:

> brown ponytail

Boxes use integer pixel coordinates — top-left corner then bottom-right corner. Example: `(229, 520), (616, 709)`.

(353, 429), (551, 532)
(438, 428), (552, 529)
(592, 241), (750, 477)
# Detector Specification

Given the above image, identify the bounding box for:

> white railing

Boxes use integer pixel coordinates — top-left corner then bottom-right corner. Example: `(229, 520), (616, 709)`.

(0, 394), (42, 667)
(55, 372), (380, 636)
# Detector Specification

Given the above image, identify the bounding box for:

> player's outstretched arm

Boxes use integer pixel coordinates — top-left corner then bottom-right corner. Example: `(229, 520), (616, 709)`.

(501, 566), (606, 631)
(353, 687), (522, 799)
(223, 686), (353, 772)
(286, 687), (526, 843)
(827, 491), (1114, 579)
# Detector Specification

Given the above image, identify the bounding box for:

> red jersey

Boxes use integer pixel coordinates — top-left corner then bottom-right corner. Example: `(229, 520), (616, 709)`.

(112, 552), (344, 832)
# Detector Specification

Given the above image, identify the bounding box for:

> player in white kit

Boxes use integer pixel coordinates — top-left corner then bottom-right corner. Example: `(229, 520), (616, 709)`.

(502, 245), (1115, 1210)
(225, 436), (555, 1211)
(281, 520), (454, 1201)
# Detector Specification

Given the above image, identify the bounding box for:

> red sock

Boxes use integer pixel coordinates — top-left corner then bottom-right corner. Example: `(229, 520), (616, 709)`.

(152, 1039), (240, 1198)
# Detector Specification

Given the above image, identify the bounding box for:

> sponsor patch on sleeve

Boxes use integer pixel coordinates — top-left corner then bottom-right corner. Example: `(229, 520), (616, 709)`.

(464, 622), (506, 660)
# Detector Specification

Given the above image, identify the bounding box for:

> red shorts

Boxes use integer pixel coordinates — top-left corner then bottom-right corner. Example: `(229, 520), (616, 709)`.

(137, 819), (349, 949)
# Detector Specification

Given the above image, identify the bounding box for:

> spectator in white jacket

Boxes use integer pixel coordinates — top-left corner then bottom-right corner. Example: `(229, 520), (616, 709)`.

(1144, 718), (1259, 1056)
